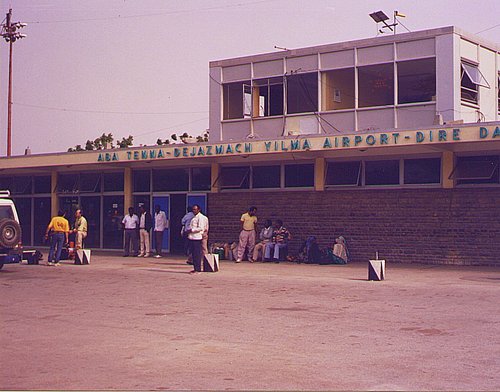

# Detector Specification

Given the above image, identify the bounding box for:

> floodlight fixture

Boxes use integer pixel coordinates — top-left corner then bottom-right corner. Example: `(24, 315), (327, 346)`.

(369, 11), (389, 23)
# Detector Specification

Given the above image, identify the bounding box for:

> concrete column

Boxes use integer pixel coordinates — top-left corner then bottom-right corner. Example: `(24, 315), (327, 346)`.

(315, 157), (325, 191)
(442, 151), (454, 188)
(124, 167), (133, 209)
(211, 163), (219, 193)
(50, 170), (58, 216)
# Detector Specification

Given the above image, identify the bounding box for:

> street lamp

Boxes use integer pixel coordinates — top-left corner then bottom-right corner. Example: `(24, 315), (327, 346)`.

(1, 8), (27, 157)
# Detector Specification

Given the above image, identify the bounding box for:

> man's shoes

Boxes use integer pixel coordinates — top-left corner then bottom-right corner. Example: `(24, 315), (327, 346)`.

(249, 259), (255, 263)
(138, 253), (144, 257)
(154, 254), (161, 258)
(53, 262), (61, 266)
(186, 260), (193, 265)
(235, 259), (242, 263)
(189, 270), (199, 274)
(123, 255), (129, 257)
(143, 254), (150, 258)
(47, 262), (55, 266)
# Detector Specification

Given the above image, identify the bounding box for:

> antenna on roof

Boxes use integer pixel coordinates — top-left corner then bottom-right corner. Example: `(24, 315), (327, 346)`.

(370, 10), (407, 35)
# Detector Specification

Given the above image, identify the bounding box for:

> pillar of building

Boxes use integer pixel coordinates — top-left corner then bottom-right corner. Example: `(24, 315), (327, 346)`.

(211, 163), (219, 193)
(50, 170), (58, 216)
(442, 151), (454, 188)
(124, 167), (133, 209)
(314, 157), (325, 191)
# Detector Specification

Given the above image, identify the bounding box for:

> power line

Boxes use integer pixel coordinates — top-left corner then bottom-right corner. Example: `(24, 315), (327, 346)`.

(475, 23), (500, 34)
(25, 0), (282, 24)
(13, 102), (207, 115)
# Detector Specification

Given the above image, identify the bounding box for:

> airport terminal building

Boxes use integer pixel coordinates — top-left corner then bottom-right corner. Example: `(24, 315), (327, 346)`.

(1, 26), (499, 265)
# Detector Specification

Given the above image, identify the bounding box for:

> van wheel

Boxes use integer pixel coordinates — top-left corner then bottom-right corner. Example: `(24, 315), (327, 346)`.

(0, 218), (22, 248)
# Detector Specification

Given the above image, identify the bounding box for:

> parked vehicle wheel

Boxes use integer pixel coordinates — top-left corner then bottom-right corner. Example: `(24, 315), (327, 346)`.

(0, 218), (22, 248)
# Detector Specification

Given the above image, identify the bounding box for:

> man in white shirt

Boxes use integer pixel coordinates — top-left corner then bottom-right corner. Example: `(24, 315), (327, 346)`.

(122, 207), (139, 257)
(187, 204), (209, 273)
(153, 205), (168, 258)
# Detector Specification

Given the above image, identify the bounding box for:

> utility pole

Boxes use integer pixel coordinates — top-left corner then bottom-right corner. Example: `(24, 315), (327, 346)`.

(1, 8), (27, 157)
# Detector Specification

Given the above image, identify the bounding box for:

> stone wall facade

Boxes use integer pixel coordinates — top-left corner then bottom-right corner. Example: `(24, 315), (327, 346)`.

(207, 188), (500, 266)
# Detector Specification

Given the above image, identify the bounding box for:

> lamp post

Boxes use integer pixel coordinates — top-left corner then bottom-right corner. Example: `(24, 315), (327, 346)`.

(1, 8), (27, 157)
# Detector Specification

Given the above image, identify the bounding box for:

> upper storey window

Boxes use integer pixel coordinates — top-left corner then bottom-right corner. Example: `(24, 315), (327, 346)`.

(358, 63), (394, 107)
(461, 61), (489, 105)
(286, 72), (318, 114)
(398, 58), (436, 104)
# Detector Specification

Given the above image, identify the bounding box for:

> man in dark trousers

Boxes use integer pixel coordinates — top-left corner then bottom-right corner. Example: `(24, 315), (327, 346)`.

(187, 205), (209, 274)
(122, 207), (139, 257)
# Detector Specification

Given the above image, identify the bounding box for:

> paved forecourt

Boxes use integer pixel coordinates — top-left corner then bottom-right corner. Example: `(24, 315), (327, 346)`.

(1, 254), (499, 391)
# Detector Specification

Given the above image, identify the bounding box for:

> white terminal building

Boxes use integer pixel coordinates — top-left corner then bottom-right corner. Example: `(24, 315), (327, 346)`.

(1, 26), (499, 265)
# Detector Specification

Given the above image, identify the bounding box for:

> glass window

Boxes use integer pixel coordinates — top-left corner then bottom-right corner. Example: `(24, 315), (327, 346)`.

(80, 196), (101, 248)
(134, 195), (150, 212)
(284, 164), (314, 187)
(497, 74), (500, 115)
(219, 166), (250, 189)
(103, 172), (124, 192)
(451, 155), (499, 185)
(404, 158), (441, 184)
(103, 196), (124, 249)
(322, 68), (355, 111)
(0, 205), (14, 220)
(59, 196), (79, 225)
(34, 176), (51, 194)
(326, 161), (361, 186)
(80, 173), (101, 193)
(133, 170), (150, 193)
(13, 198), (31, 245)
(12, 176), (32, 195)
(57, 174), (78, 194)
(358, 63), (394, 107)
(0, 177), (13, 192)
(223, 81), (250, 120)
(153, 169), (189, 192)
(286, 73), (318, 114)
(252, 77), (284, 117)
(365, 160), (400, 185)
(252, 165), (281, 188)
(191, 167), (211, 191)
(34, 197), (51, 246)
(398, 58), (436, 104)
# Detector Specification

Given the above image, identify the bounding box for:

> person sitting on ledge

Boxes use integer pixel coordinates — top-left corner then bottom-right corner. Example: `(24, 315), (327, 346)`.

(264, 219), (291, 263)
(252, 219), (274, 262)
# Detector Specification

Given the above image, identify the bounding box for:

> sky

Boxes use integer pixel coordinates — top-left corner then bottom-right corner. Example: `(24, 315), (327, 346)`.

(0, 0), (499, 156)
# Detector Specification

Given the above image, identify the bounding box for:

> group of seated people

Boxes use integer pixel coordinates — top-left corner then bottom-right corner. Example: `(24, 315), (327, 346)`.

(253, 219), (290, 263)
(211, 220), (349, 265)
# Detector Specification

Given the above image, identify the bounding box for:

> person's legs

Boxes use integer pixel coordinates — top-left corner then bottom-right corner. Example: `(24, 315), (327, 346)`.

(252, 242), (263, 261)
(274, 243), (287, 261)
(155, 230), (163, 256)
(123, 230), (131, 256)
(139, 229), (146, 256)
(201, 232), (208, 256)
(264, 243), (275, 260)
(247, 231), (256, 261)
(237, 231), (249, 261)
(144, 231), (151, 256)
(132, 231), (139, 256)
(54, 233), (65, 263)
(48, 234), (56, 262)
(190, 239), (202, 272)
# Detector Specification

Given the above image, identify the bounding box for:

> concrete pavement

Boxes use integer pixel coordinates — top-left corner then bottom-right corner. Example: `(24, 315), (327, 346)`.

(1, 254), (500, 390)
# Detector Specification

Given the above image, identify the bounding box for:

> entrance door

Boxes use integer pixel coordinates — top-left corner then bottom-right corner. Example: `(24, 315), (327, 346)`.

(152, 196), (170, 252)
(187, 194), (207, 215)
(169, 194), (186, 254)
